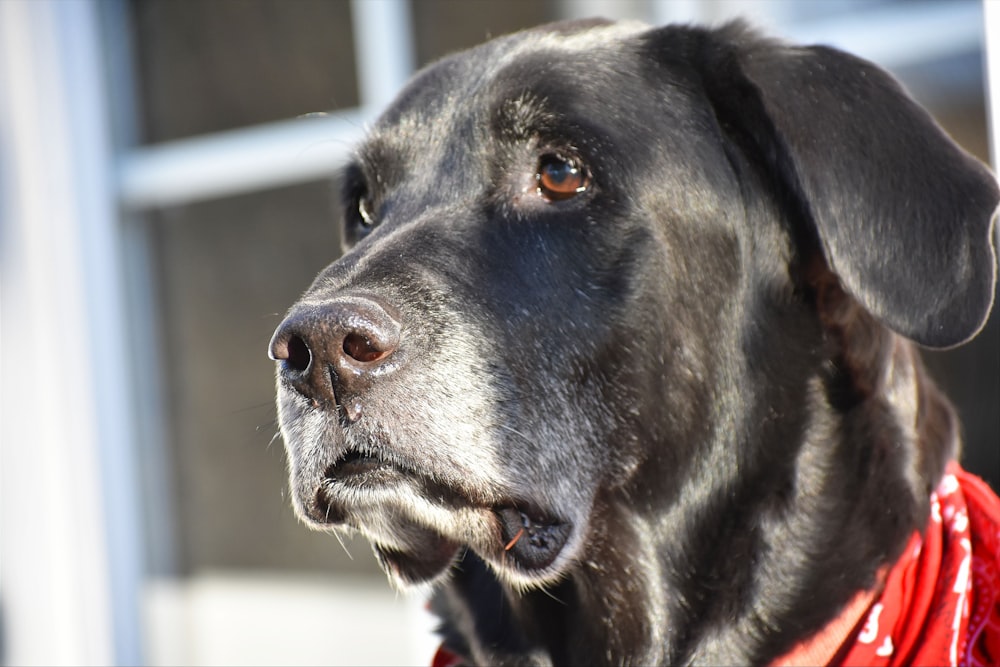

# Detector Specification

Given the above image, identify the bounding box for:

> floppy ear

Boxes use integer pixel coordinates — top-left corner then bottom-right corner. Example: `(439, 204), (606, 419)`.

(702, 25), (998, 348)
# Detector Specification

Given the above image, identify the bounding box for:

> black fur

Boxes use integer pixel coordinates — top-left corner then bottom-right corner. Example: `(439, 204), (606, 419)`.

(269, 20), (998, 665)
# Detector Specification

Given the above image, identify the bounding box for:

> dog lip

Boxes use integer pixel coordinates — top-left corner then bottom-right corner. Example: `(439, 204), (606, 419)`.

(306, 452), (409, 526)
(315, 452), (574, 576)
(496, 505), (572, 572)
(327, 450), (382, 476)
(321, 449), (410, 488)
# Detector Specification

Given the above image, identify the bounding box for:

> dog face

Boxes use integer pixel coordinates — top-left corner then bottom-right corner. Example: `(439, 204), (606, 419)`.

(270, 17), (997, 609)
(273, 20), (712, 588)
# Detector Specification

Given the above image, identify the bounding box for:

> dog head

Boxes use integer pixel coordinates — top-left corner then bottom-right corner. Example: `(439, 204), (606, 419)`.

(269, 20), (997, 594)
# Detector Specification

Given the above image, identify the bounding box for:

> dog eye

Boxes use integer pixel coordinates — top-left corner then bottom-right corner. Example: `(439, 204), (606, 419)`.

(346, 189), (377, 237)
(537, 154), (589, 202)
(357, 195), (375, 227)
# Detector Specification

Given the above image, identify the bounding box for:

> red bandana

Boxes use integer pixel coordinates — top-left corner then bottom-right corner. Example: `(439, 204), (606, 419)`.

(776, 462), (1000, 667)
(432, 463), (1000, 667)
(431, 644), (464, 667)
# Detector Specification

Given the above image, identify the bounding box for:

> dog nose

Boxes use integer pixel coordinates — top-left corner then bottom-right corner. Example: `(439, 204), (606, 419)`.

(268, 296), (401, 405)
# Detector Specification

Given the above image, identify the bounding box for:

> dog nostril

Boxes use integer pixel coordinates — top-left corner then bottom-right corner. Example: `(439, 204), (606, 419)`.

(343, 332), (390, 363)
(286, 335), (312, 372)
(271, 296), (401, 402)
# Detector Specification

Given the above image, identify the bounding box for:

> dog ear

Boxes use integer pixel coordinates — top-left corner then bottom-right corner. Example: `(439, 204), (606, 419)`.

(698, 25), (999, 348)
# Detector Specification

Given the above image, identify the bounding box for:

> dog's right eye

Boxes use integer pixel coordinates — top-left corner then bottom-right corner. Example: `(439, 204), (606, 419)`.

(342, 162), (379, 242)
(345, 188), (377, 240)
(357, 195), (375, 228)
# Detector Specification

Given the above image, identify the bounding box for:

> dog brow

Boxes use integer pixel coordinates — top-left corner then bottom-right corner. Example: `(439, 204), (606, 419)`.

(351, 137), (408, 190)
(489, 90), (562, 145)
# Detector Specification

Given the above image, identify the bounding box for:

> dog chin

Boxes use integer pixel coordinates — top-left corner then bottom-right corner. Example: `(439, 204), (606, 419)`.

(296, 467), (581, 589)
(372, 531), (463, 587)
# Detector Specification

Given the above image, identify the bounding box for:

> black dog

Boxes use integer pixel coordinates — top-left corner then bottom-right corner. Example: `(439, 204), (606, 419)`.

(269, 20), (999, 666)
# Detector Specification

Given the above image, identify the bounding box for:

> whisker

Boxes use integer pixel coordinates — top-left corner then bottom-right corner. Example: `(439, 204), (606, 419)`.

(538, 585), (567, 606)
(331, 530), (354, 560)
(266, 430), (283, 450)
(256, 419), (279, 431)
(234, 401), (276, 415)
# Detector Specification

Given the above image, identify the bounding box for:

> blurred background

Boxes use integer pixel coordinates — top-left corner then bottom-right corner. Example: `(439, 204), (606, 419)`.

(1, 0), (997, 665)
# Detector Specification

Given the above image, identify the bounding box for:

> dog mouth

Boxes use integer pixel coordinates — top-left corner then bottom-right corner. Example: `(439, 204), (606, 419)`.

(496, 506), (572, 572)
(324, 449), (404, 485)
(310, 448), (574, 583)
